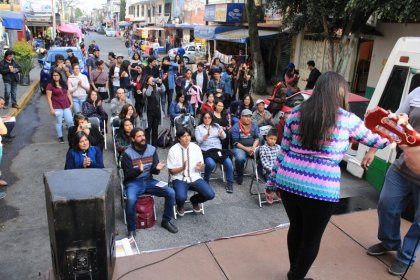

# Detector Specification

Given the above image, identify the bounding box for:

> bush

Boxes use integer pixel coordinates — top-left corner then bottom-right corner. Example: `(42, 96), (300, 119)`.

(12, 40), (35, 75)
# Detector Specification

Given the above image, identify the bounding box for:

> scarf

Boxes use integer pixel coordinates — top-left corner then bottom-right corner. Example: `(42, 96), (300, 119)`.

(239, 122), (251, 136)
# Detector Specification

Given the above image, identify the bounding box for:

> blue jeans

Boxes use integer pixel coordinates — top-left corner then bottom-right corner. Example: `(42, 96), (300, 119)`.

(172, 178), (215, 207)
(125, 177), (175, 232)
(204, 156), (234, 187)
(4, 81), (17, 106)
(377, 167), (420, 264)
(72, 96), (86, 113)
(54, 108), (74, 138)
(232, 147), (250, 177)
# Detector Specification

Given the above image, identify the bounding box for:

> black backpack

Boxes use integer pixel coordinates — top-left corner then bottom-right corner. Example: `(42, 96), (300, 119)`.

(156, 128), (172, 148)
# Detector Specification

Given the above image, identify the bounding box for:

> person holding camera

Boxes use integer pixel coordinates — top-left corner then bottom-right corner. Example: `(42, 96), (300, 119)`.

(144, 75), (166, 146)
(237, 63), (252, 101)
(68, 113), (104, 151)
(64, 131), (104, 170)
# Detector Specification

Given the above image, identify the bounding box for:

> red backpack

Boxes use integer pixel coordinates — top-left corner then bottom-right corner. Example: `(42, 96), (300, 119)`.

(136, 196), (155, 229)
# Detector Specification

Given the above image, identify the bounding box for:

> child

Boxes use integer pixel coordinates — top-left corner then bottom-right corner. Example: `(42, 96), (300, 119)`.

(260, 129), (281, 204)
(275, 105), (292, 144)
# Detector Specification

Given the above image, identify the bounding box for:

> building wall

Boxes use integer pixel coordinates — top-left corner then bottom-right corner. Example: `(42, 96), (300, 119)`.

(366, 22), (420, 98)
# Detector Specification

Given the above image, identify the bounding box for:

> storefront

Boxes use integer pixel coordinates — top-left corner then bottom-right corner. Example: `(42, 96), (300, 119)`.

(0, 10), (25, 47)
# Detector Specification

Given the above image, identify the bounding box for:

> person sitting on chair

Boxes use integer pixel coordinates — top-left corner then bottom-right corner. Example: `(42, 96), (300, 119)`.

(82, 90), (108, 130)
(68, 113), (104, 151)
(195, 112), (234, 193)
(169, 92), (193, 123)
(260, 129), (281, 204)
(64, 131), (104, 169)
(115, 119), (134, 158)
(111, 88), (132, 116)
(167, 127), (215, 217)
(121, 128), (178, 237)
(230, 109), (260, 185)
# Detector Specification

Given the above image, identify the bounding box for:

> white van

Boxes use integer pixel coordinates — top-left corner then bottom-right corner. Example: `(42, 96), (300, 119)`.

(346, 37), (420, 186)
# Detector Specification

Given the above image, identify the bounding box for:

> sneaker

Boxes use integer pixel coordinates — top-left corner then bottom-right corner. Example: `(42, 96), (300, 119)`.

(389, 260), (410, 276)
(226, 185), (233, 193)
(0, 192), (6, 199)
(236, 176), (243, 185)
(161, 220), (178, 233)
(192, 203), (201, 213)
(176, 205), (185, 217)
(127, 230), (136, 238)
(265, 190), (274, 204)
(367, 243), (397, 256)
(58, 137), (65, 144)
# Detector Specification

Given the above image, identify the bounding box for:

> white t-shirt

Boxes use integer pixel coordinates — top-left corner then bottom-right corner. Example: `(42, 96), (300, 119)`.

(196, 72), (204, 90)
(112, 66), (120, 87)
(167, 142), (204, 183)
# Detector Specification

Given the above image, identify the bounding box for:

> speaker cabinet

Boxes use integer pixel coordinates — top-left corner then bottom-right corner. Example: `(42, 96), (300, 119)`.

(44, 169), (116, 280)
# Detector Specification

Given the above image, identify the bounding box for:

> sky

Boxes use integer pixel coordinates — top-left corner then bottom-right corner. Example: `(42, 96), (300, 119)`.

(78, 0), (107, 13)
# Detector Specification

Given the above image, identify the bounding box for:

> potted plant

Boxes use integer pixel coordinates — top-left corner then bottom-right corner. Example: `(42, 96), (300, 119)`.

(12, 41), (35, 86)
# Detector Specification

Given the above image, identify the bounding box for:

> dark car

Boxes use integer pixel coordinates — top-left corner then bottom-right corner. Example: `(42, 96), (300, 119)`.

(39, 47), (87, 94)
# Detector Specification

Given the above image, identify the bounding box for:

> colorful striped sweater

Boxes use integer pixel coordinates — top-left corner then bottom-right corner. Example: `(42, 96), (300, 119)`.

(267, 107), (389, 202)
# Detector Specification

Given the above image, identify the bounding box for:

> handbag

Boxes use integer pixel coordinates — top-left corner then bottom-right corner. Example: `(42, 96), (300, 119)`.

(203, 148), (232, 164)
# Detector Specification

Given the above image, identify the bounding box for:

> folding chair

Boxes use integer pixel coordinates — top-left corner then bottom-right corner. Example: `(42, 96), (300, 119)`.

(88, 117), (107, 150)
(249, 146), (280, 207)
(111, 116), (121, 167)
(168, 174), (204, 219)
(203, 162), (226, 183)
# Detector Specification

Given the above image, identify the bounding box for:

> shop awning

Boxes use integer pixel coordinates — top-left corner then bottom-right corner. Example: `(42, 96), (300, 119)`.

(57, 24), (83, 38)
(215, 28), (280, 44)
(163, 23), (197, 30)
(194, 25), (241, 40)
(26, 15), (52, 27)
(118, 21), (131, 27)
(0, 10), (24, 30)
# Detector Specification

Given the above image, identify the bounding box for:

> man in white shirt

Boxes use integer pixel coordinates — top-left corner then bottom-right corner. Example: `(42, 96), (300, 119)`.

(67, 63), (90, 113)
(167, 127), (215, 216)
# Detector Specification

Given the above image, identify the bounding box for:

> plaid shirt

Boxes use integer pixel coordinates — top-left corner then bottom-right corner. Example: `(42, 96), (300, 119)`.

(260, 144), (281, 173)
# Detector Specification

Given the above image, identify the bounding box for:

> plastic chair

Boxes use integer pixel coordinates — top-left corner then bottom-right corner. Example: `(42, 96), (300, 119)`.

(249, 146), (281, 207)
(88, 117), (107, 150)
(167, 174), (204, 219)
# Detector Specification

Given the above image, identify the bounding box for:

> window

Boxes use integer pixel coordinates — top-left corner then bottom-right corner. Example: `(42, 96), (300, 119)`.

(378, 66), (409, 112)
(141, 5), (144, 17)
(188, 46), (195, 51)
(409, 73), (420, 93)
(136, 5), (139, 17)
(159, 5), (162, 14)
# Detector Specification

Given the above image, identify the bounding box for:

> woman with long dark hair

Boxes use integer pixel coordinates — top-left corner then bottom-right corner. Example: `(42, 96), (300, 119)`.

(118, 103), (143, 129)
(212, 100), (231, 149)
(119, 60), (132, 98)
(82, 90), (108, 130)
(64, 131), (104, 169)
(45, 70), (74, 143)
(230, 94), (254, 126)
(195, 112), (234, 193)
(267, 72), (390, 280)
(115, 119), (134, 155)
(169, 91), (193, 122)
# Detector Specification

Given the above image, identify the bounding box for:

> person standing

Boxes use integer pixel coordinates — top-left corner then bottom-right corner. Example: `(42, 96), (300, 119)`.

(67, 63), (90, 113)
(302, 60), (321, 90)
(90, 60), (109, 101)
(86, 47), (100, 80)
(364, 86), (420, 276)
(192, 62), (208, 97)
(66, 49), (79, 65)
(108, 54), (124, 102)
(45, 70), (74, 143)
(0, 50), (21, 109)
(0, 117), (8, 193)
(144, 76), (165, 146)
(267, 72), (389, 280)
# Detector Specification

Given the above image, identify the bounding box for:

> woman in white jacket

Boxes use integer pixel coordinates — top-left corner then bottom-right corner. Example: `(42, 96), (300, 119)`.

(67, 63), (90, 113)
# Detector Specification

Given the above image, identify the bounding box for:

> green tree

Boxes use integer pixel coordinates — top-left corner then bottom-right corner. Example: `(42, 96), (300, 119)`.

(120, 0), (126, 21)
(74, 8), (83, 20)
(246, 0), (266, 95)
(268, 0), (420, 74)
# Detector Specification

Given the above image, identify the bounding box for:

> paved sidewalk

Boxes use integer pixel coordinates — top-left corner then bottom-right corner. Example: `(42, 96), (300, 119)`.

(0, 65), (41, 117)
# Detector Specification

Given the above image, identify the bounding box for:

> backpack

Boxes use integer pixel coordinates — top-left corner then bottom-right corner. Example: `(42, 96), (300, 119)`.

(136, 196), (155, 229)
(156, 128), (172, 148)
(125, 40), (130, 48)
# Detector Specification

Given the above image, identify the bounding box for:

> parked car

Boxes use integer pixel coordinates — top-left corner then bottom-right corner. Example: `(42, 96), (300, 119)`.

(105, 28), (116, 37)
(167, 44), (203, 64)
(38, 47), (87, 94)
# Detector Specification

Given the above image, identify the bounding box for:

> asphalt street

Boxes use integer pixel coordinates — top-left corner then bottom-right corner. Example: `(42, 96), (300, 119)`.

(0, 33), (380, 280)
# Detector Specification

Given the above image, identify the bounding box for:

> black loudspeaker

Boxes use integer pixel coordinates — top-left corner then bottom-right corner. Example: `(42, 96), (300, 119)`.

(44, 169), (116, 280)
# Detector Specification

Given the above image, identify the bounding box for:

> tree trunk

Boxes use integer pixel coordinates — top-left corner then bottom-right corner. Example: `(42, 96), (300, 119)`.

(322, 16), (334, 71)
(334, 33), (359, 76)
(246, 0), (267, 95)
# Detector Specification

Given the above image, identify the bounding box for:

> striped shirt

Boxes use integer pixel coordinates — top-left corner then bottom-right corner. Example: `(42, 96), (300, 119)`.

(268, 107), (389, 202)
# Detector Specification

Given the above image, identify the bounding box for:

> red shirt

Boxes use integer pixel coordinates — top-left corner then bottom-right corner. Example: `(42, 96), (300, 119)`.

(200, 102), (214, 114)
(46, 83), (71, 109)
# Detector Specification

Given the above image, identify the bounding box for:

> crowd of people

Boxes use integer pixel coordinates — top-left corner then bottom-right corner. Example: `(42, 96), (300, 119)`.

(27, 38), (420, 280)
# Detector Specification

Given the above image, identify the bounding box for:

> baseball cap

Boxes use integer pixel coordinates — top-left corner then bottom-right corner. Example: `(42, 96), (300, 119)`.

(287, 63), (295, 69)
(241, 109), (253, 116)
(66, 48), (73, 53)
(255, 99), (264, 105)
(93, 47), (100, 52)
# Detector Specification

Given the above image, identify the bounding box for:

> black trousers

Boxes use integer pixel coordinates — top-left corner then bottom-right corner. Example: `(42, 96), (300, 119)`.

(279, 189), (336, 280)
(146, 113), (160, 146)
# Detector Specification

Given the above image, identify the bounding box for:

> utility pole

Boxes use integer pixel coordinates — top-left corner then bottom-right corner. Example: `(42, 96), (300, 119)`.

(52, 0), (56, 39)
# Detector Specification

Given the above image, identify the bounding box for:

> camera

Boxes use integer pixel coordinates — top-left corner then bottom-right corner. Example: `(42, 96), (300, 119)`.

(81, 123), (91, 130)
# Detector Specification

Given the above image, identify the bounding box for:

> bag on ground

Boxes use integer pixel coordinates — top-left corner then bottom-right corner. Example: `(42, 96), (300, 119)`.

(156, 128), (172, 148)
(136, 196), (155, 229)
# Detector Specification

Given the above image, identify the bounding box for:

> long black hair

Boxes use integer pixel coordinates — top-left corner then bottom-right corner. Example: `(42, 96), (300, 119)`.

(73, 131), (89, 150)
(50, 69), (67, 89)
(299, 71), (349, 150)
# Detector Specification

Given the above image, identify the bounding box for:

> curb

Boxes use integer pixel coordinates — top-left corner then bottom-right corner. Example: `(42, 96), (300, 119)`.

(8, 79), (40, 117)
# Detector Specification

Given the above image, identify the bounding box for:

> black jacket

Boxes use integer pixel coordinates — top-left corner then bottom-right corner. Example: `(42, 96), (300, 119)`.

(0, 59), (21, 83)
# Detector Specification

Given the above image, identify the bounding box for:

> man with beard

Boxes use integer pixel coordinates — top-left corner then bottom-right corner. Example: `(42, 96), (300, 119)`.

(121, 128), (178, 237)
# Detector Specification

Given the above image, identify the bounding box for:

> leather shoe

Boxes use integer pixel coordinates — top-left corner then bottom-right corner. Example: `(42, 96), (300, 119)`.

(127, 230), (136, 238)
(161, 220), (178, 233)
(12, 104), (20, 109)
